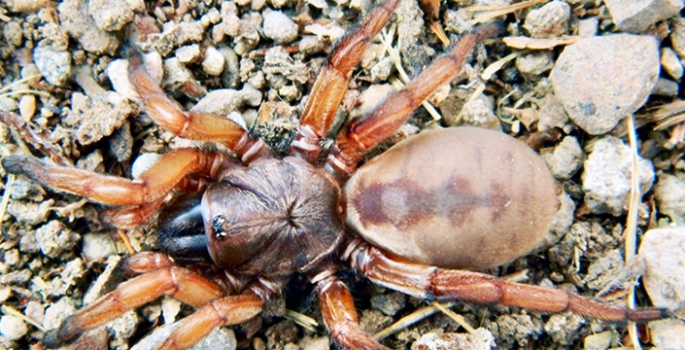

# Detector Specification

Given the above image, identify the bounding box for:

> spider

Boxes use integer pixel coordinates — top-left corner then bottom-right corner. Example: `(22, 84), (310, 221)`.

(1, 0), (666, 348)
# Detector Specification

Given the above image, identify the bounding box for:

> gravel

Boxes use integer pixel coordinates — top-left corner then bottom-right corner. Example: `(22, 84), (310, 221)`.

(0, 0), (683, 349)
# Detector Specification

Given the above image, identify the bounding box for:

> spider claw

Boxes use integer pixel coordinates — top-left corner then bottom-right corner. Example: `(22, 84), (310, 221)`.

(626, 307), (671, 322)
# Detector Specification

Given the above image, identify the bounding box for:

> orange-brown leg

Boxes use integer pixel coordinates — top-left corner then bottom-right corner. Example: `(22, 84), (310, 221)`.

(345, 242), (668, 322)
(290, 0), (400, 162)
(153, 293), (264, 350)
(128, 52), (270, 161)
(2, 148), (233, 207)
(44, 253), (225, 348)
(326, 24), (500, 177)
(315, 275), (390, 350)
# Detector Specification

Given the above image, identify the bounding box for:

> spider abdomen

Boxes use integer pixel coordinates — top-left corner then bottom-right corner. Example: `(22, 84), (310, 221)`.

(345, 127), (559, 270)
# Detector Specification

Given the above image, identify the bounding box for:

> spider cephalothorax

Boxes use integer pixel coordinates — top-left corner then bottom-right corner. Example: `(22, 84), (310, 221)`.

(1, 0), (667, 348)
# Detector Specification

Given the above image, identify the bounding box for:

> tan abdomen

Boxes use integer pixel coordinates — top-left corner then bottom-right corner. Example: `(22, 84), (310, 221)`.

(345, 127), (559, 270)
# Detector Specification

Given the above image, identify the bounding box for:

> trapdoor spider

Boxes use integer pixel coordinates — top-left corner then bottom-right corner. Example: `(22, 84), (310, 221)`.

(2, 0), (666, 348)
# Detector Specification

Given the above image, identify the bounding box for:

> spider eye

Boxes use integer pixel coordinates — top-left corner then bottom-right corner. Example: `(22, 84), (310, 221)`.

(212, 215), (228, 239)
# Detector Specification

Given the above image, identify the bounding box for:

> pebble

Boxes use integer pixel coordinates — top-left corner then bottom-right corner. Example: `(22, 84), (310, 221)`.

(604, 0), (683, 33)
(543, 314), (585, 345)
(0, 315), (28, 341)
(414, 329), (496, 350)
(581, 136), (654, 215)
(583, 331), (615, 350)
(57, 0), (119, 54)
(35, 220), (81, 259)
(640, 227), (685, 347)
(18, 94), (36, 121)
(298, 336), (329, 350)
(190, 84), (262, 116)
(671, 18), (685, 59)
(262, 11), (298, 44)
(640, 227), (685, 309)
(81, 233), (117, 261)
(7, 199), (53, 226)
(42, 298), (77, 330)
(515, 51), (554, 79)
(298, 35), (325, 56)
(523, 1), (570, 38)
(370, 291), (406, 316)
(62, 92), (136, 146)
(541, 136), (584, 180)
(175, 44), (201, 64)
(661, 47), (683, 81)
(491, 314), (542, 348)
(653, 173), (685, 220)
(651, 77), (679, 97)
(455, 94), (500, 130)
(577, 17), (598, 37)
(88, 0), (134, 32)
(202, 46), (226, 76)
(648, 319), (685, 349)
(550, 34), (659, 134)
(33, 46), (72, 86)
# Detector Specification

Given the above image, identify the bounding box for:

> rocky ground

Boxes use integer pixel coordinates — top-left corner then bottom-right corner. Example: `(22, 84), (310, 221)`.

(0, 0), (685, 349)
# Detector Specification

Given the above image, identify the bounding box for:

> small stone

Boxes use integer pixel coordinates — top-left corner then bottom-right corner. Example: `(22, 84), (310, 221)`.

(414, 329), (496, 350)
(661, 47), (683, 81)
(583, 331), (616, 350)
(298, 35), (325, 56)
(541, 136), (584, 180)
(649, 319), (685, 349)
(671, 18), (685, 58)
(3, 249), (20, 267)
(651, 77), (679, 97)
(7, 199), (53, 226)
(88, 0), (134, 32)
(0, 315), (28, 341)
(84, 255), (123, 303)
(81, 233), (117, 261)
(43, 298), (78, 330)
(640, 227), (685, 309)
(550, 34), (659, 134)
(577, 17), (598, 37)
(455, 94), (500, 130)
(370, 291), (406, 316)
(33, 46), (72, 86)
(523, 1), (571, 38)
(515, 51), (554, 79)
(492, 314), (543, 348)
(298, 336), (329, 350)
(370, 56), (395, 83)
(605, 0), (683, 33)
(581, 136), (654, 215)
(654, 173), (685, 221)
(35, 220), (81, 259)
(262, 11), (298, 44)
(202, 46), (226, 76)
(18, 95), (36, 121)
(175, 44), (201, 64)
(190, 84), (262, 116)
(58, 0), (120, 54)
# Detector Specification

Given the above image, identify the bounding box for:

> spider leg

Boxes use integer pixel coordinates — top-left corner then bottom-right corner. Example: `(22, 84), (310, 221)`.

(290, 0), (400, 162)
(345, 241), (668, 323)
(325, 24), (500, 177)
(44, 253), (225, 347)
(2, 148), (234, 207)
(315, 273), (391, 350)
(152, 293), (264, 350)
(128, 52), (270, 162)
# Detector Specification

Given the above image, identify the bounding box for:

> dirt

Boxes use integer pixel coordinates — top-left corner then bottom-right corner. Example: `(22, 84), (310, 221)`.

(0, 0), (683, 349)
